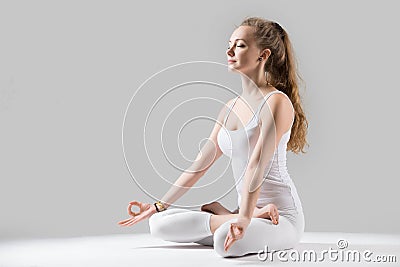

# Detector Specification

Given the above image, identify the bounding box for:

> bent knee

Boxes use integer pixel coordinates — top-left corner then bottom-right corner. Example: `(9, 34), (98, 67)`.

(148, 213), (167, 239)
(212, 218), (300, 257)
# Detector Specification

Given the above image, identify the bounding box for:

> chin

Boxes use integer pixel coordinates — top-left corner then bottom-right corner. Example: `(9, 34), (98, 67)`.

(227, 65), (239, 73)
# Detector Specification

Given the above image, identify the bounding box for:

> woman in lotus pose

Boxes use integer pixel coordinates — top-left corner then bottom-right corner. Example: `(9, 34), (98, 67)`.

(118, 17), (309, 258)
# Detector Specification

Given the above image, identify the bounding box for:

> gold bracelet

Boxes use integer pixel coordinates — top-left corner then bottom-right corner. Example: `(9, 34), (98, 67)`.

(154, 201), (167, 212)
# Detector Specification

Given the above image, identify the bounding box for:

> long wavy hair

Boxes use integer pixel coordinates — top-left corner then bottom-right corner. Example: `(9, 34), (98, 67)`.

(240, 17), (309, 154)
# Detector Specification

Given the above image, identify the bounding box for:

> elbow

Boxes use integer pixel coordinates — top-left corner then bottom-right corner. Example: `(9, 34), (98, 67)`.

(188, 161), (210, 177)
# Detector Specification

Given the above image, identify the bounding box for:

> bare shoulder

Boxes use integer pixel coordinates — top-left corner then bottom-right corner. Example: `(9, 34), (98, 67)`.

(275, 92), (294, 113)
(259, 92), (294, 130)
(225, 97), (237, 107)
(216, 97), (237, 120)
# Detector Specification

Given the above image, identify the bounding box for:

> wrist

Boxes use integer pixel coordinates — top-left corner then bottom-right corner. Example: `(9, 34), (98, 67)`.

(154, 201), (168, 212)
(238, 215), (252, 222)
(238, 209), (253, 220)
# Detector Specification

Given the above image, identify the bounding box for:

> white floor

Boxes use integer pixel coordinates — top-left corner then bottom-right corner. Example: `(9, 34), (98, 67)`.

(1, 232), (399, 267)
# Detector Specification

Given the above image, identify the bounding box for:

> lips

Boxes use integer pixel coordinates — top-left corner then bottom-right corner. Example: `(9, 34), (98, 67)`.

(228, 60), (237, 63)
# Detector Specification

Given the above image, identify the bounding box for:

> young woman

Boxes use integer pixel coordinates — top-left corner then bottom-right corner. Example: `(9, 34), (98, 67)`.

(118, 17), (309, 258)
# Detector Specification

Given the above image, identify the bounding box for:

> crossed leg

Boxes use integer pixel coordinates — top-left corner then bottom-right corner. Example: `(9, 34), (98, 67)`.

(148, 201), (284, 252)
(213, 215), (300, 257)
(198, 202), (302, 257)
(200, 201), (279, 233)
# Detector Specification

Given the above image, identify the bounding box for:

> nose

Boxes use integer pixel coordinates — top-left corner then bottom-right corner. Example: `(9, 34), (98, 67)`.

(226, 46), (234, 57)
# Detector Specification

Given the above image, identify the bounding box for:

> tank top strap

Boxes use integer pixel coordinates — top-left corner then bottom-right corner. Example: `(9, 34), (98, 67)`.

(223, 96), (239, 125)
(255, 90), (286, 118)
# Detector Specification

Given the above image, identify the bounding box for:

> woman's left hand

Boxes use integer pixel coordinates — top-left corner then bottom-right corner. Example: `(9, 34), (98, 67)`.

(224, 216), (251, 252)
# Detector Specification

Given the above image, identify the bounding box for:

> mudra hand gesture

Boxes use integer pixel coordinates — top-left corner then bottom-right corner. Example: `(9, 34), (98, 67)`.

(117, 200), (157, 227)
(224, 216), (251, 252)
(224, 203), (280, 252)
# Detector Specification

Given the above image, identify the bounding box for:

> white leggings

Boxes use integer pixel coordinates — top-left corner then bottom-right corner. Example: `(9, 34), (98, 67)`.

(148, 208), (305, 257)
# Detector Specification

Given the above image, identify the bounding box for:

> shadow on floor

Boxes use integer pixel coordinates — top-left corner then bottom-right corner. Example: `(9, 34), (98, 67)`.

(134, 244), (213, 250)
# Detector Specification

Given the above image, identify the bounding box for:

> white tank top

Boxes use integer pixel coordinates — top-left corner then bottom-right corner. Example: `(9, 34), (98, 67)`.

(217, 90), (303, 222)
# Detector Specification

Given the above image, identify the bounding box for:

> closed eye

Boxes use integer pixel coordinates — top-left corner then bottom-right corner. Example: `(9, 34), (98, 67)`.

(227, 45), (245, 49)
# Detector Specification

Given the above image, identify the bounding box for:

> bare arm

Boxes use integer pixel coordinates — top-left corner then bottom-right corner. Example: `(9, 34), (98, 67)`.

(118, 100), (232, 227)
(159, 99), (234, 209)
(220, 95), (294, 252)
(238, 94), (293, 219)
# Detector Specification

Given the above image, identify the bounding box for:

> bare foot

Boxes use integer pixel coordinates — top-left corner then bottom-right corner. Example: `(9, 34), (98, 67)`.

(201, 202), (233, 215)
(253, 203), (279, 224)
(201, 202), (279, 225)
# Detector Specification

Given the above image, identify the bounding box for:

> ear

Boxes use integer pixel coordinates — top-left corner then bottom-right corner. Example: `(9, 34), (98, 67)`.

(260, 48), (271, 61)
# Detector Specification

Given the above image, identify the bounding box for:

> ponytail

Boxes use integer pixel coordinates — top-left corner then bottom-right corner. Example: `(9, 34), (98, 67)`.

(240, 17), (309, 154)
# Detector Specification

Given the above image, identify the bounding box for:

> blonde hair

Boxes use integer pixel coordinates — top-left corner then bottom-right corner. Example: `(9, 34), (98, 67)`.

(240, 17), (309, 154)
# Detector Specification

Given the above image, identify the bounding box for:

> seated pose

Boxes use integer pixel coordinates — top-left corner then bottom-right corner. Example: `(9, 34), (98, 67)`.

(118, 16), (309, 258)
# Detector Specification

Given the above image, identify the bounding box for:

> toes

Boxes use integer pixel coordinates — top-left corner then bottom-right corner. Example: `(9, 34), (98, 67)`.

(201, 202), (217, 209)
(201, 202), (219, 213)
(201, 203), (211, 211)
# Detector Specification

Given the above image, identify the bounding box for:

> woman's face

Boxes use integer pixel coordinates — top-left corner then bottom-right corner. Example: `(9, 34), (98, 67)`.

(226, 26), (263, 75)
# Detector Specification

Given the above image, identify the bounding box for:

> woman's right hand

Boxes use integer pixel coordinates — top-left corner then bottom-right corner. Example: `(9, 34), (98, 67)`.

(117, 200), (157, 227)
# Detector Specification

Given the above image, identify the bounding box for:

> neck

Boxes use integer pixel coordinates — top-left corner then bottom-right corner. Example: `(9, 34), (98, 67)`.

(239, 69), (274, 99)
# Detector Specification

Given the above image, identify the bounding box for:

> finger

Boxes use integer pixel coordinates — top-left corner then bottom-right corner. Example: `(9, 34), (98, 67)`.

(128, 202), (141, 216)
(224, 232), (230, 249)
(126, 203), (134, 216)
(234, 229), (243, 240)
(233, 226), (243, 237)
(124, 217), (139, 227)
(224, 234), (232, 251)
(127, 203), (139, 217)
(272, 210), (278, 224)
(126, 213), (148, 226)
(118, 218), (132, 225)
(230, 223), (237, 238)
(118, 216), (136, 225)
(224, 235), (236, 252)
(119, 218), (133, 226)
(274, 209), (279, 223)
(224, 224), (235, 249)
(122, 217), (137, 226)
(225, 224), (243, 251)
(270, 209), (276, 224)
(119, 217), (135, 226)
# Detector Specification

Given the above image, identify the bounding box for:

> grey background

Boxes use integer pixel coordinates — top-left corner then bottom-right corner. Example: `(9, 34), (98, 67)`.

(1, 0), (399, 240)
